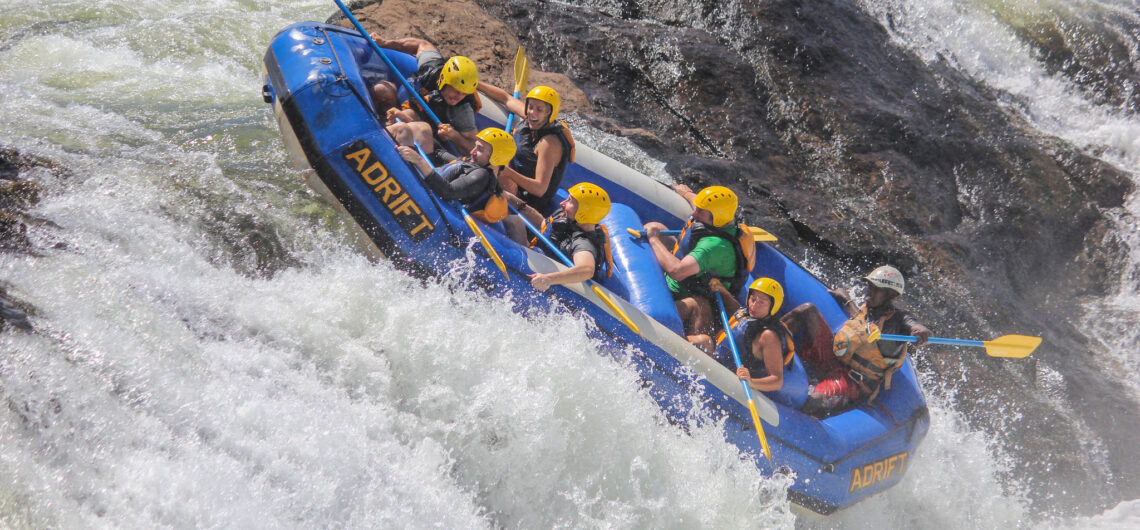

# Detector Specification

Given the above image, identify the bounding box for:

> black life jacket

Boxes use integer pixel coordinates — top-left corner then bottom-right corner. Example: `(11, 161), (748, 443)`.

(674, 220), (748, 297)
(717, 309), (796, 377)
(509, 121), (575, 212)
(532, 213), (614, 280)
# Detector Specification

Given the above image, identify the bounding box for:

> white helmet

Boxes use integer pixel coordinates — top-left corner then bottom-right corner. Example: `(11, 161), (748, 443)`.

(864, 265), (905, 296)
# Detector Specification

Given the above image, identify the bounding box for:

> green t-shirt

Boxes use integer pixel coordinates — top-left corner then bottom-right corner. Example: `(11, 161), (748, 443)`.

(666, 229), (738, 299)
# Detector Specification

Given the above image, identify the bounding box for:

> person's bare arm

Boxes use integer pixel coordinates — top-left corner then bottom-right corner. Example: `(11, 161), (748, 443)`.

(671, 183), (698, 209)
(645, 222), (701, 281)
(477, 81), (526, 117)
(530, 250), (596, 291)
(368, 35), (437, 56)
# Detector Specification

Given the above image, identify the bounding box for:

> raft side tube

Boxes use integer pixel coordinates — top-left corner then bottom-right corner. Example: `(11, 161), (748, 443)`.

(599, 203), (685, 335)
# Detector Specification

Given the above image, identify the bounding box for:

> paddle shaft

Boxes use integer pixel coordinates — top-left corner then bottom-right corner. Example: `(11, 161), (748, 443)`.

(505, 89), (521, 132)
(332, 0), (442, 127)
(713, 290), (773, 462)
(880, 334), (980, 348)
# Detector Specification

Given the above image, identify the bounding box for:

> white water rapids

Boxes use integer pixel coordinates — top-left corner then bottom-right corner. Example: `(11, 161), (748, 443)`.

(0, 0), (1137, 528)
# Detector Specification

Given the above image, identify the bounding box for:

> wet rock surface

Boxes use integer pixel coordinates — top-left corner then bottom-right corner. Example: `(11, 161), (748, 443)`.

(0, 147), (57, 332)
(343, 0), (1138, 517)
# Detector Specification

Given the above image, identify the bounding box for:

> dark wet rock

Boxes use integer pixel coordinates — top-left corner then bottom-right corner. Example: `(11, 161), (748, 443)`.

(349, 0), (1135, 517)
(0, 285), (33, 332)
(0, 147), (69, 254)
(994, 8), (1140, 111)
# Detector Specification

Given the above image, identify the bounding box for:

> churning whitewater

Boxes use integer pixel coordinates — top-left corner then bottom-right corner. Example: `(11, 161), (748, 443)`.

(1, 0), (1138, 528)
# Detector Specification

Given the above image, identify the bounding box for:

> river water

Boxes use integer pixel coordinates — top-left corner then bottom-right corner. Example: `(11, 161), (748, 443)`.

(1, 0), (1138, 528)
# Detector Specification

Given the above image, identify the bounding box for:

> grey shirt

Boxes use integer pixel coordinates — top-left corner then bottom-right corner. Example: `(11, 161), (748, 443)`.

(416, 50), (477, 133)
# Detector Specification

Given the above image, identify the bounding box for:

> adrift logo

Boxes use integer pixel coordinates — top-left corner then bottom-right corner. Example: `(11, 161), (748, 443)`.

(343, 141), (434, 242)
(849, 452), (908, 493)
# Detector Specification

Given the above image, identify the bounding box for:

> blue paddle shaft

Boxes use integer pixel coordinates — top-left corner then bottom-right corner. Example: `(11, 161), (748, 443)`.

(509, 205), (574, 267)
(713, 291), (761, 401)
(505, 89), (520, 132)
(880, 334), (984, 348)
(332, 0), (442, 127)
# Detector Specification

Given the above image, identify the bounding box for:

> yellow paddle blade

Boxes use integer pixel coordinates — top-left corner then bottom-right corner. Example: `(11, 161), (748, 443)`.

(752, 229), (777, 242)
(513, 46), (529, 94)
(464, 215), (509, 279)
(747, 399), (772, 462)
(984, 334), (1042, 358)
(590, 284), (640, 335)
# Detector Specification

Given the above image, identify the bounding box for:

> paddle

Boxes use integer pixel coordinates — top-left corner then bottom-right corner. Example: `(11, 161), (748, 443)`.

(508, 204), (641, 335)
(504, 46), (529, 132)
(333, 0), (442, 127)
(879, 333), (1041, 358)
(406, 139), (510, 279)
(625, 227), (778, 242)
(712, 289), (773, 462)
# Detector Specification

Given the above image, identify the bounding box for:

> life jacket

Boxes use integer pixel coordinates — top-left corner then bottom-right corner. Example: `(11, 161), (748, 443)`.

(530, 213), (614, 280)
(437, 159), (508, 224)
(715, 308), (795, 374)
(402, 59), (482, 130)
(671, 220), (755, 297)
(509, 121), (576, 212)
(832, 304), (909, 399)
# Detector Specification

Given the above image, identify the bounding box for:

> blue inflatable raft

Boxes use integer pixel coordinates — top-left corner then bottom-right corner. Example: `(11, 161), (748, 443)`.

(261, 21), (929, 515)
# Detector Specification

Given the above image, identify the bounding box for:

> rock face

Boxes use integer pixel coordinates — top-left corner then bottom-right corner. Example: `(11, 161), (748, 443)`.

(343, 0), (1137, 517)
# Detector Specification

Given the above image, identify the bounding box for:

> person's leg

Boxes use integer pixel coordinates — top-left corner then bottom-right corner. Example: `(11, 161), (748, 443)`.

(796, 309), (845, 379)
(676, 296), (715, 354)
(502, 215), (528, 246)
(802, 371), (862, 418)
(408, 121), (435, 152)
(386, 122), (411, 146)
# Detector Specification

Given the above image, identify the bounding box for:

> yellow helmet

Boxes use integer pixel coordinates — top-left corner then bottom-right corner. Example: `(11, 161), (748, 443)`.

(525, 85), (561, 123)
(748, 277), (784, 316)
(438, 56), (478, 95)
(864, 265), (905, 296)
(693, 186), (738, 227)
(475, 128), (517, 166)
(568, 182), (611, 224)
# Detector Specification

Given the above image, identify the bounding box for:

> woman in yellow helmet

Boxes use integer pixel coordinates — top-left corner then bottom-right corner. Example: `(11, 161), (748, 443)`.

(478, 83), (575, 213)
(524, 182), (612, 292)
(398, 128), (515, 222)
(370, 33), (481, 158)
(725, 278), (794, 392)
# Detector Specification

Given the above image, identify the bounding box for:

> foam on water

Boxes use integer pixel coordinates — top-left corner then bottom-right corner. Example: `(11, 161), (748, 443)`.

(1056, 498), (1140, 529)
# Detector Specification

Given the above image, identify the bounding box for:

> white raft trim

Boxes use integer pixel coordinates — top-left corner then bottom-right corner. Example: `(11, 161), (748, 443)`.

(479, 103), (693, 221)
